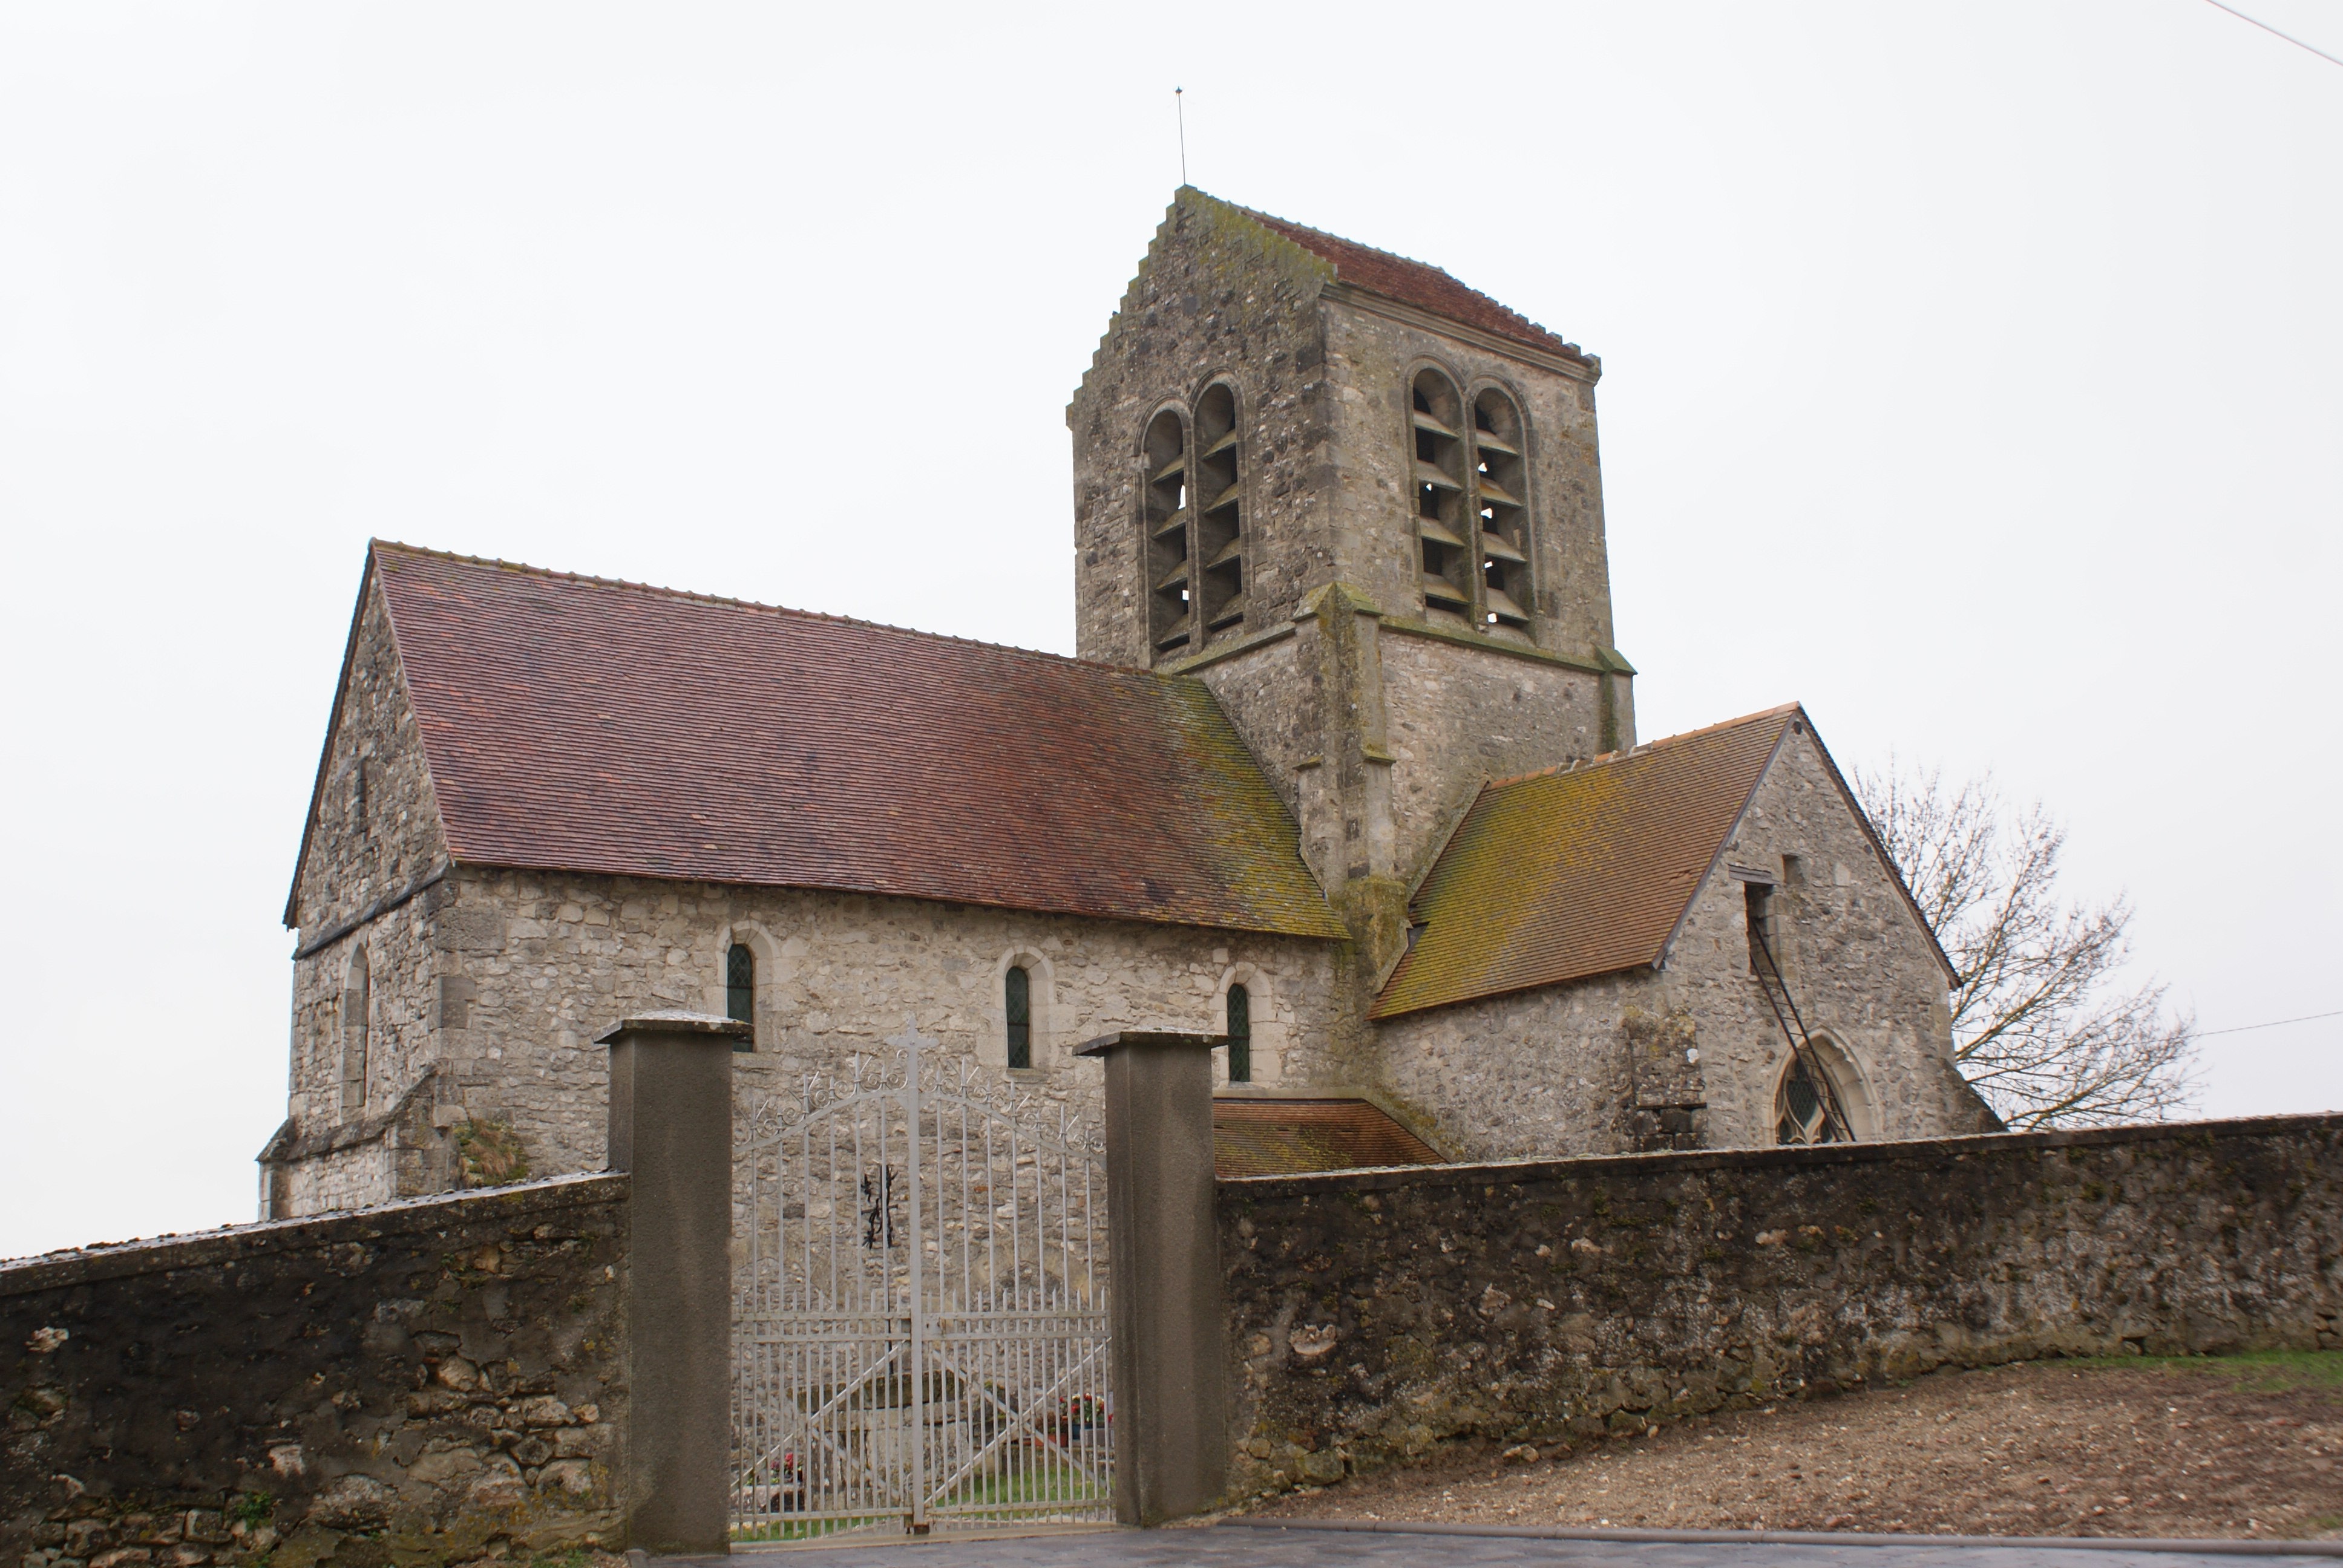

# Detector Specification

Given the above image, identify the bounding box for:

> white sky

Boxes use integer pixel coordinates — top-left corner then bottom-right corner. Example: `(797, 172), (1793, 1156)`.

(2, 2), (2337, 1261)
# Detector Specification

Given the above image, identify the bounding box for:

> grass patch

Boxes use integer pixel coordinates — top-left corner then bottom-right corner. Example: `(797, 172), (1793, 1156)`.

(2062, 1348), (2343, 1390)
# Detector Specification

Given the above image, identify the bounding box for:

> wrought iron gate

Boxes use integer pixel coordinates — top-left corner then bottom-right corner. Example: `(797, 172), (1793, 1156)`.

(731, 1027), (1112, 1538)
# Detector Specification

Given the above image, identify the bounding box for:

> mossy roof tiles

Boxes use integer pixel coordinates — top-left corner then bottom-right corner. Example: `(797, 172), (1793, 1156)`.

(1372, 707), (1802, 1019)
(364, 543), (1345, 940)
(1227, 197), (1587, 362)
(1212, 1098), (1446, 1179)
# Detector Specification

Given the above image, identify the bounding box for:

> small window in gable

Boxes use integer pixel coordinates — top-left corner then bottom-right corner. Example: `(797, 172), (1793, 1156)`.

(1471, 388), (1532, 632)
(340, 949), (370, 1119)
(1005, 965), (1032, 1070)
(726, 942), (756, 1052)
(1226, 983), (1251, 1084)
(1411, 371), (1472, 618)
(1193, 384), (1247, 638)
(1142, 410), (1193, 658)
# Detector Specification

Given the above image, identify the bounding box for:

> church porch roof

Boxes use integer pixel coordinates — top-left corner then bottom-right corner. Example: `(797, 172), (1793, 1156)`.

(1372, 705), (1951, 1019)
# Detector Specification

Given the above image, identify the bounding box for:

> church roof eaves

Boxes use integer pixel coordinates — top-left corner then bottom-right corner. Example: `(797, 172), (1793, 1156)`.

(352, 541), (1347, 942)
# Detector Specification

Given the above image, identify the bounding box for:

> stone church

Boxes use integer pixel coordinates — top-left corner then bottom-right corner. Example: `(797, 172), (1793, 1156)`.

(261, 188), (1996, 1217)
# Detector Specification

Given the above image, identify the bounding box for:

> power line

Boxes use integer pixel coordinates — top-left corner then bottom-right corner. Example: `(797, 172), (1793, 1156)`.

(2196, 1008), (2343, 1038)
(2201, 0), (2343, 70)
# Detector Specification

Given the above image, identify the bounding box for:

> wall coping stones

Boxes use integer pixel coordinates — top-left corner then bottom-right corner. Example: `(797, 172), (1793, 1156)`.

(1217, 1111), (2343, 1198)
(591, 1011), (751, 1043)
(0, 1171), (626, 1296)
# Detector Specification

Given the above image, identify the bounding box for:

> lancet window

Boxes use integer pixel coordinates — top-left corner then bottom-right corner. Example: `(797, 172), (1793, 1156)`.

(1225, 984), (1252, 1084)
(1005, 965), (1033, 1070)
(726, 942), (756, 1051)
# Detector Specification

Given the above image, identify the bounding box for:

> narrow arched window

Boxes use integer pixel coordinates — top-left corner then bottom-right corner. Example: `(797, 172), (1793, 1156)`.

(1193, 384), (1247, 639)
(1410, 370), (1472, 616)
(726, 942), (756, 1051)
(1780, 1059), (1837, 1143)
(340, 949), (370, 1119)
(1470, 388), (1532, 633)
(1226, 984), (1251, 1084)
(1005, 965), (1032, 1070)
(1142, 410), (1193, 659)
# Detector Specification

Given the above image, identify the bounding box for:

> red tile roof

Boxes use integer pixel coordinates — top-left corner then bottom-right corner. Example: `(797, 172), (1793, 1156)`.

(1227, 197), (1587, 364)
(1213, 1098), (1447, 1179)
(349, 543), (1345, 939)
(1373, 708), (1801, 1019)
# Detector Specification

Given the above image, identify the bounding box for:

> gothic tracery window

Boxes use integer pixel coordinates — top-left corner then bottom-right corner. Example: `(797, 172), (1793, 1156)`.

(1776, 1053), (1841, 1145)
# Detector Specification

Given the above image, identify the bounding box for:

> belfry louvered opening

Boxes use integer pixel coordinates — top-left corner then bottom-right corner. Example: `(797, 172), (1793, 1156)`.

(1411, 370), (1536, 637)
(1193, 383), (1247, 636)
(1411, 370), (1473, 617)
(1142, 408), (1193, 657)
(1472, 388), (1532, 632)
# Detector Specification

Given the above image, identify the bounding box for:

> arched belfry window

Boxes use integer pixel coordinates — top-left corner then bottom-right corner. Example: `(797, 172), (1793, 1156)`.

(1142, 410), (1193, 658)
(1471, 388), (1532, 632)
(1411, 371), (1535, 636)
(1141, 387), (1248, 663)
(1005, 965), (1032, 1070)
(1193, 384), (1247, 637)
(726, 942), (756, 1052)
(1411, 370), (1472, 616)
(1225, 984), (1251, 1084)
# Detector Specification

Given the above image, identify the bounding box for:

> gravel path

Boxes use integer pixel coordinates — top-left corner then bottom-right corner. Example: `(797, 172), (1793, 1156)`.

(1236, 1353), (2343, 1541)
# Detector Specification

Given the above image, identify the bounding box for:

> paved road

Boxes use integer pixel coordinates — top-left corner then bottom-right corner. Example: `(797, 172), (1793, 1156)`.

(701, 1523), (2335, 1568)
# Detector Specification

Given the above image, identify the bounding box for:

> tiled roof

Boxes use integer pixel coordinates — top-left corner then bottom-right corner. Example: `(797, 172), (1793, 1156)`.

(361, 543), (1345, 939)
(1227, 197), (1587, 363)
(1372, 708), (1801, 1019)
(1213, 1098), (1447, 1179)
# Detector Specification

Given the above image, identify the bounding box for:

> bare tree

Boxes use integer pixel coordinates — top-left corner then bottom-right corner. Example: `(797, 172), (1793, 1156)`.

(1853, 760), (2198, 1130)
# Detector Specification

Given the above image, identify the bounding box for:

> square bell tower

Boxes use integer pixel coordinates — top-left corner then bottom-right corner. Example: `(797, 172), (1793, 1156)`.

(1067, 189), (1637, 974)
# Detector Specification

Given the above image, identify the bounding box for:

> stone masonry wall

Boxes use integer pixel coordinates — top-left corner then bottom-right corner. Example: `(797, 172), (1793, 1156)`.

(1375, 630), (1613, 887)
(280, 869), (1342, 1216)
(2, 1177), (628, 1568)
(286, 578), (452, 1137)
(1069, 191), (1339, 670)
(1372, 724), (1986, 1160)
(1316, 292), (1619, 667)
(1214, 1114), (2343, 1500)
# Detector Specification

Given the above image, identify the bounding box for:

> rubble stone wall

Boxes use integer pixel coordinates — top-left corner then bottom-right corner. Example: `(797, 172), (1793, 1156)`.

(1, 1177), (628, 1568)
(1214, 1115), (2343, 1498)
(276, 866), (1342, 1217)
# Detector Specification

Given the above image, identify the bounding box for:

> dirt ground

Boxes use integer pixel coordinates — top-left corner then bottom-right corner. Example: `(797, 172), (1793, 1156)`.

(1236, 1352), (2343, 1540)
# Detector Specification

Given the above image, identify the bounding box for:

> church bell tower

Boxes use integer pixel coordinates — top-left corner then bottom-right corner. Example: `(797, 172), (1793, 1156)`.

(1067, 189), (1636, 975)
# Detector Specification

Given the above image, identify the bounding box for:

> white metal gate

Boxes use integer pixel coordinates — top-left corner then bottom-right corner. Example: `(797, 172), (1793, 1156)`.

(731, 1027), (1112, 1539)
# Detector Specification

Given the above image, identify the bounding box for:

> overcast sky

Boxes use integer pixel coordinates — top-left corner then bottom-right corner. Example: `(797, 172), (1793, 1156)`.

(2, 1), (2337, 1261)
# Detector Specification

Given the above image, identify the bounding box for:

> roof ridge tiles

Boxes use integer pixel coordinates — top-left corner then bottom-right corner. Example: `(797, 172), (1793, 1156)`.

(367, 538), (1149, 680)
(1216, 195), (1587, 362)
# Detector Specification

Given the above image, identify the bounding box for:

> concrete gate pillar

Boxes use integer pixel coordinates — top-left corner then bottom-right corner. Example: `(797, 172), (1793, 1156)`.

(1076, 1030), (1230, 1526)
(597, 1010), (748, 1555)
